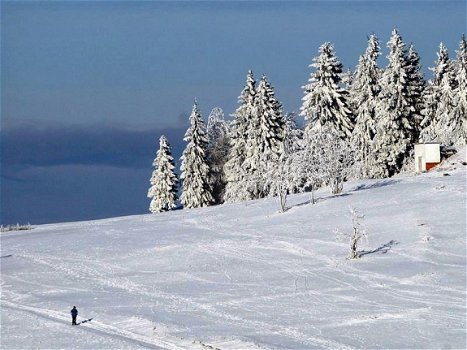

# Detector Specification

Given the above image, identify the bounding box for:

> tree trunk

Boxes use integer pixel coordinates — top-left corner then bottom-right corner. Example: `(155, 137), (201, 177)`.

(310, 184), (315, 205)
(331, 177), (343, 194)
(280, 190), (287, 212)
(350, 227), (359, 259)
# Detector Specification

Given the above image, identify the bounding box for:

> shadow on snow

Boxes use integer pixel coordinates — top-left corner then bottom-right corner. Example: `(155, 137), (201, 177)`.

(359, 240), (400, 257)
(291, 192), (352, 210)
(351, 179), (400, 192)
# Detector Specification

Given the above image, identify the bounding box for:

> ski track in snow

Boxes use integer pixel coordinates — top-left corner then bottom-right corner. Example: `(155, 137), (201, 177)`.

(1, 300), (173, 349)
(1, 154), (466, 349)
(5, 251), (347, 349)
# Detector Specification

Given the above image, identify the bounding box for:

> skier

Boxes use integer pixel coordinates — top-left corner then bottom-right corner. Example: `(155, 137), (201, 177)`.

(70, 306), (78, 325)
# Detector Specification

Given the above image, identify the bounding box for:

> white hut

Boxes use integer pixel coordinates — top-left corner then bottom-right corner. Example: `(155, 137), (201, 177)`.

(414, 143), (441, 172)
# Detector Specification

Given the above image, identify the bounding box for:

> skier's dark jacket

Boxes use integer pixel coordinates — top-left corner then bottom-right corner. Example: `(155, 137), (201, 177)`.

(71, 307), (78, 317)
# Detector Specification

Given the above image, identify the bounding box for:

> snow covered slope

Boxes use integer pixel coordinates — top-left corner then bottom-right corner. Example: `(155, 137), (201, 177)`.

(1, 153), (466, 349)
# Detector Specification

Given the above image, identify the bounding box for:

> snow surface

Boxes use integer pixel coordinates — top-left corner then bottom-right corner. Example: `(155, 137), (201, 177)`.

(1, 151), (466, 349)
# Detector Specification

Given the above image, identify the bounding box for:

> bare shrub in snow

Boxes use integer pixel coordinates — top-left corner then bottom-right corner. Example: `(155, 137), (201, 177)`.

(336, 207), (368, 259)
(265, 126), (304, 213)
(265, 143), (298, 213)
(305, 126), (354, 195)
(265, 148), (290, 212)
(206, 107), (230, 204)
(292, 139), (323, 205)
(0, 223), (33, 232)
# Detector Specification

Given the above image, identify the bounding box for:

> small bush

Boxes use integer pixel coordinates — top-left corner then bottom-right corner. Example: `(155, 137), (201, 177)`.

(0, 223), (33, 232)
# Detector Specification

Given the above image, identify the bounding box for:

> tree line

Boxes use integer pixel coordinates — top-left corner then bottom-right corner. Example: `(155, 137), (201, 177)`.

(148, 30), (466, 213)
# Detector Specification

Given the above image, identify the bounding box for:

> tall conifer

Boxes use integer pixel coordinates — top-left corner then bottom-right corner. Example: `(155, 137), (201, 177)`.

(424, 35), (467, 145)
(301, 42), (354, 140)
(405, 45), (426, 143)
(148, 135), (178, 213)
(243, 75), (286, 198)
(420, 43), (454, 142)
(349, 34), (381, 178)
(450, 34), (467, 145)
(180, 101), (214, 208)
(371, 30), (413, 178)
(224, 71), (257, 202)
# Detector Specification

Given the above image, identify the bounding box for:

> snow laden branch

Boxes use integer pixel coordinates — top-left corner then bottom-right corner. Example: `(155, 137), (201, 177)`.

(206, 107), (230, 204)
(264, 113), (307, 212)
(265, 145), (291, 212)
(305, 126), (355, 195)
(265, 118), (357, 212)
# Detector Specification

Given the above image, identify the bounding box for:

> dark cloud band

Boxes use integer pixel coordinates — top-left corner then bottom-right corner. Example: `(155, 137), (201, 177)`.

(1, 122), (186, 170)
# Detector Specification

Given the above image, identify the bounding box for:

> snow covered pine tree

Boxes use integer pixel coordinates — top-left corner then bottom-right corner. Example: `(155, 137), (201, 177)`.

(420, 43), (455, 142)
(300, 42), (354, 140)
(450, 34), (467, 145)
(147, 135), (178, 213)
(423, 35), (467, 146)
(243, 75), (286, 199)
(180, 101), (214, 209)
(405, 45), (426, 145)
(349, 34), (381, 178)
(371, 30), (417, 178)
(300, 42), (354, 191)
(223, 71), (257, 203)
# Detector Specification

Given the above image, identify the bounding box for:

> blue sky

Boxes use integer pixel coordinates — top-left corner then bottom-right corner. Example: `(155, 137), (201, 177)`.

(1, 1), (465, 224)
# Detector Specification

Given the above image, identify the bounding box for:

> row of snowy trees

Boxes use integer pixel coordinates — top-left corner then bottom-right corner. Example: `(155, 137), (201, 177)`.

(148, 30), (466, 213)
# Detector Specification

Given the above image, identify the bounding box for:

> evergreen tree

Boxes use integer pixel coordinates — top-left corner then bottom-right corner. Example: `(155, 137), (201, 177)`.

(431, 43), (456, 86)
(257, 76), (286, 157)
(450, 34), (467, 145)
(206, 107), (230, 203)
(223, 70), (257, 202)
(420, 43), (454, 141)
(371, 30), (413, 178)
(425, 35), (467, 146)
(243, 75), (286, 198)
(180, 101), (214, 208)
(147, 135), (178, 213)
(405, 45), (426, 143)
(429, 72), (457, 145)
(300, 42), (354, 140)
(349, 34), (381, 178)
